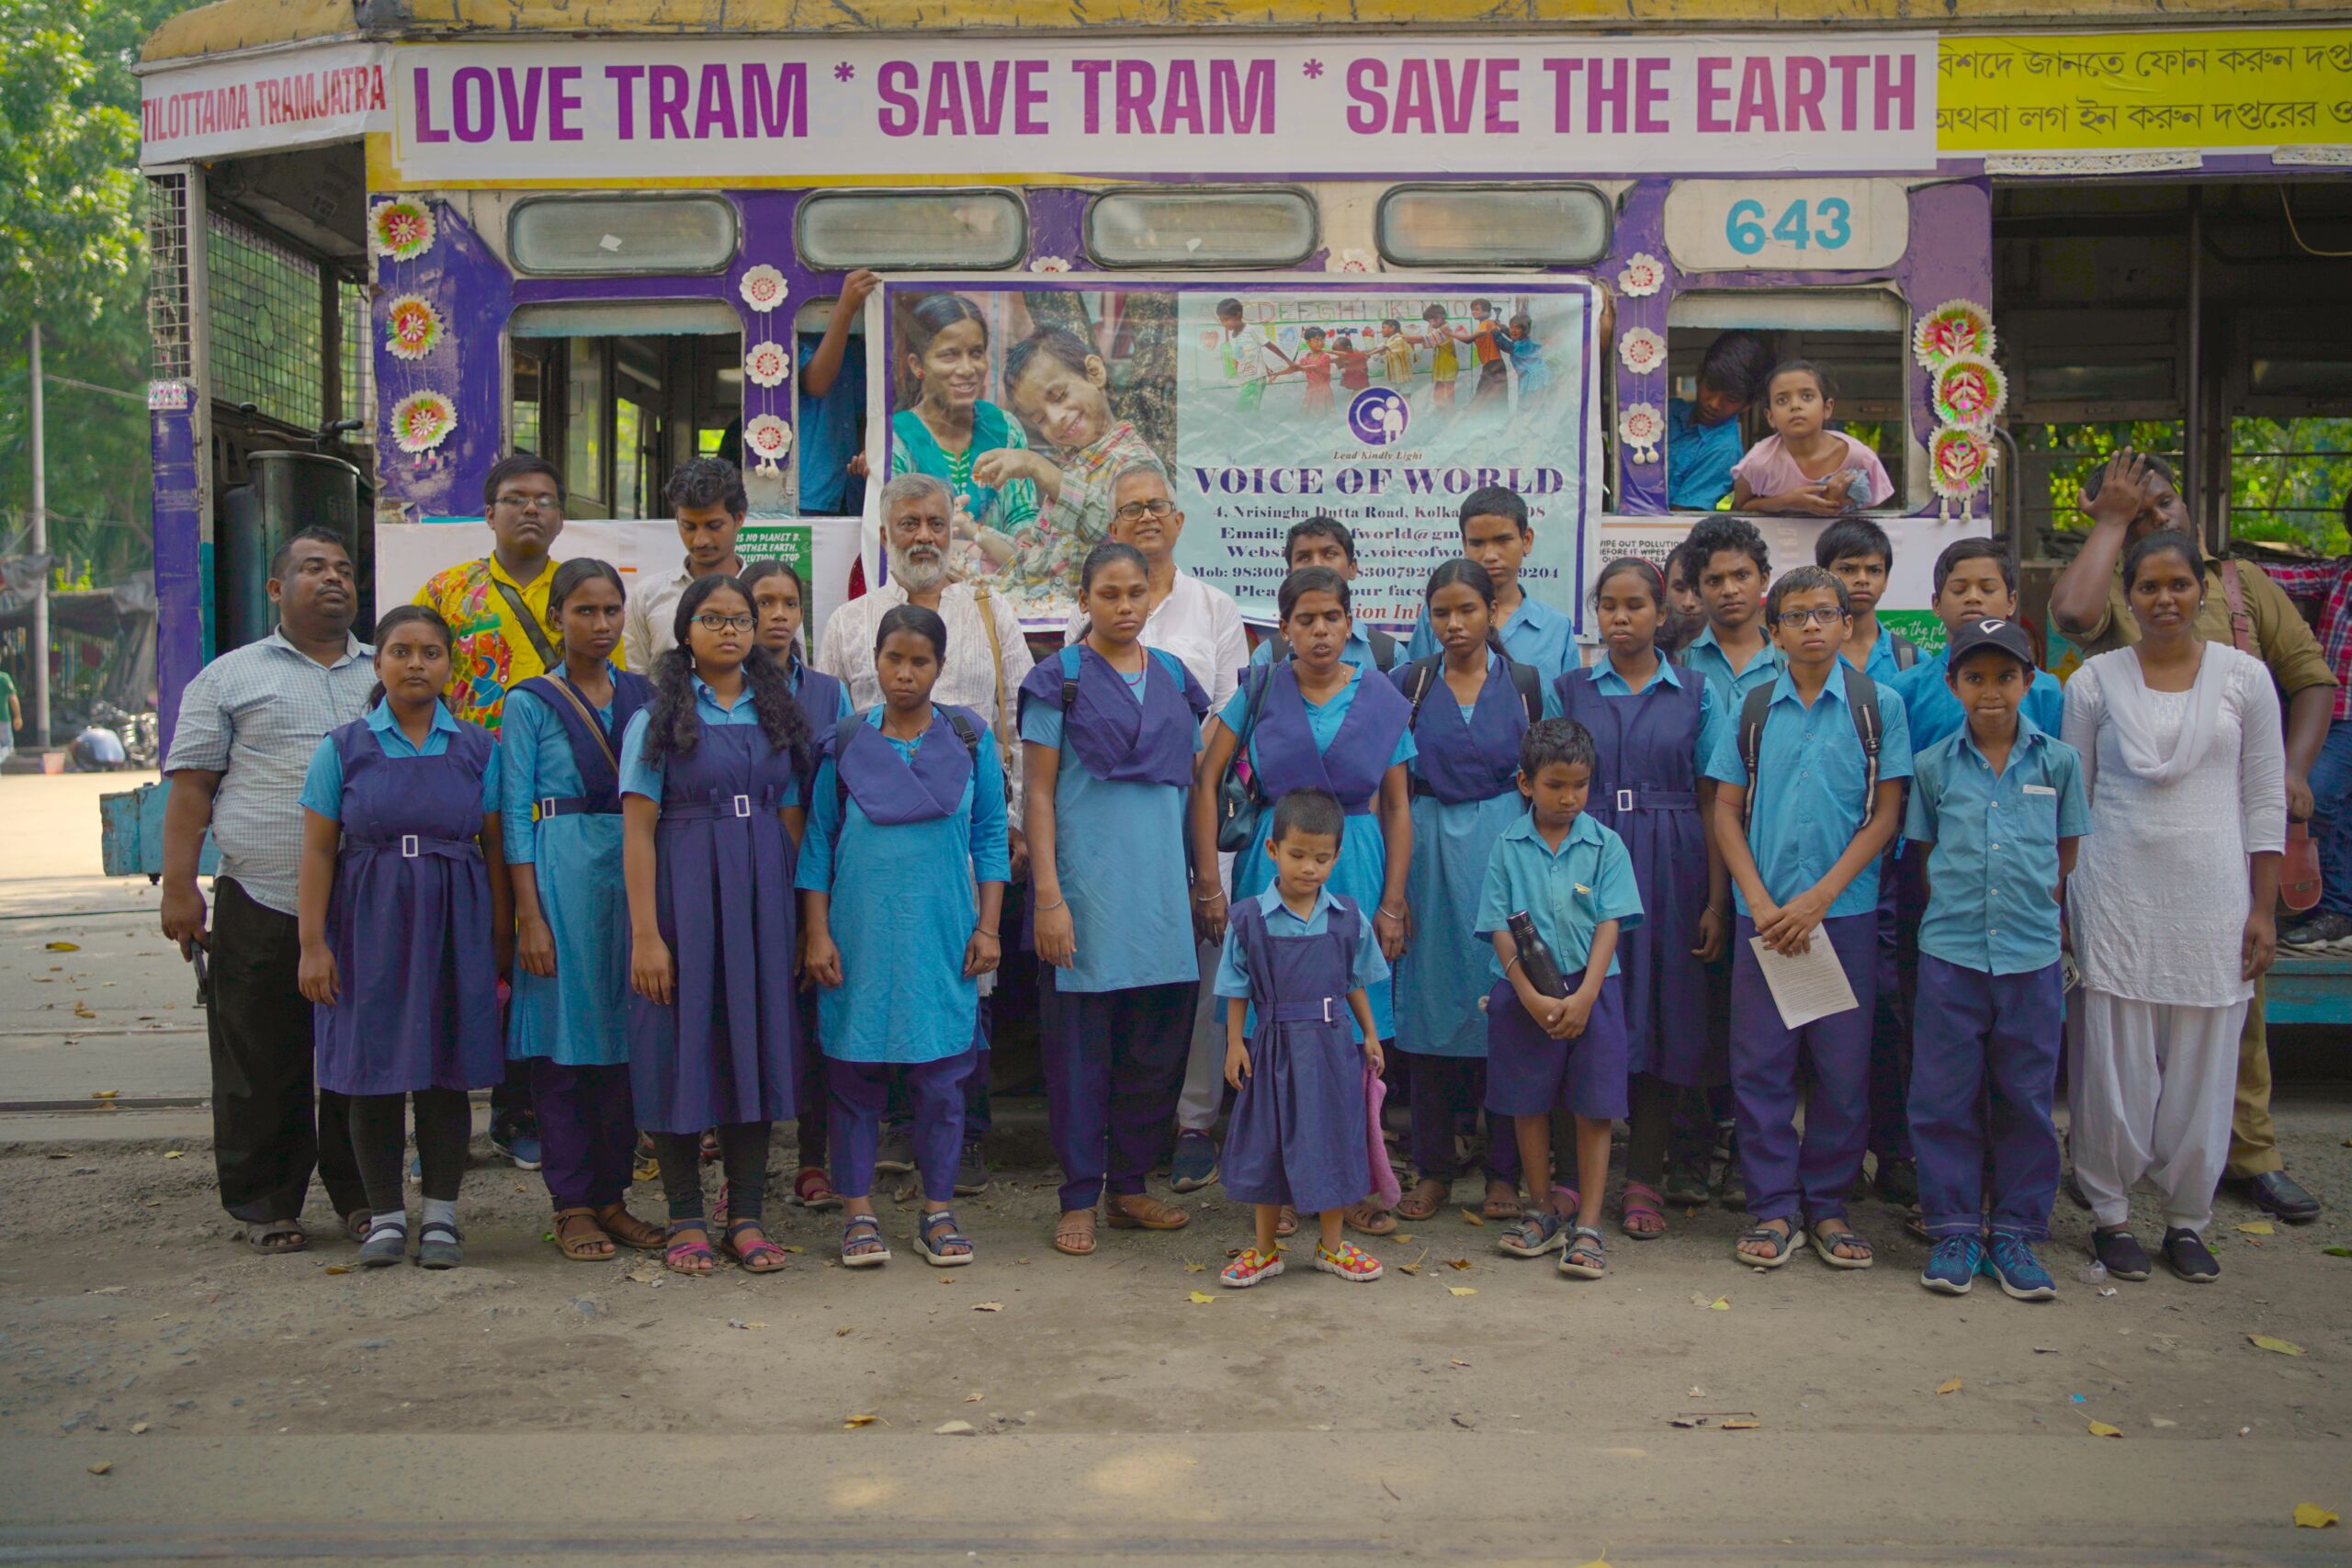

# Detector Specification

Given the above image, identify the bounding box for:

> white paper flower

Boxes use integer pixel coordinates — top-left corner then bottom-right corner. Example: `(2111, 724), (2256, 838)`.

(369, 200), (435, 263)
(739, 265), (789, 313)
(382, 295), (444, 362)
(1324, 247), (1378, 275)
(390, 390), (456, 455)
(744, 341), (790, 389)
(1618, 326), (1667, 377)
(1619, 402), (1665, 465)
(1028, 254), (1072, 274)
(742, 414), (794, 471)
(1616, 253), (1665, 298)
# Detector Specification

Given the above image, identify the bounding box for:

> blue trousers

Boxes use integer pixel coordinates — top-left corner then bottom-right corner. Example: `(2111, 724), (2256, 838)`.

(1908, 955), (2064, 1241)
(828, 1047), (978, 1204)
(1867, 848), (1924, 1163)
(1729, 913), (1878, 1224)
(1042, 976), (1193, 1213)
(1401, 1050), (1521, 1186)
(886, 1002), (990, 1137)
(528, 1058), (636, 1212)
(2312, 716), (2352, 919)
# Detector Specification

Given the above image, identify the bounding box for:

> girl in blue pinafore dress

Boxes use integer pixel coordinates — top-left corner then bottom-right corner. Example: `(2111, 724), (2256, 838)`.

(744, 558), (854, 1213)
(501, 558), (664, 1262)
(1557, 558), (1730, 1241)
(297, 606), (508, 1271)
(1389, 560), (1558, 1224)
(1214, 789), (1393, 1289)
(620, 575), (814, 1279)
(799, 604), (1010, 1269)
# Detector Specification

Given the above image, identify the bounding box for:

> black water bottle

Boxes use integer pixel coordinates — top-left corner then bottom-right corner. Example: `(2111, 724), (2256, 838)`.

(1507, 910), (1569, 1000)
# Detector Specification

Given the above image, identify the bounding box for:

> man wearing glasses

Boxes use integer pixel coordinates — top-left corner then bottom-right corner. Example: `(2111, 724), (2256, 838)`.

(412, 454), (592, 1171)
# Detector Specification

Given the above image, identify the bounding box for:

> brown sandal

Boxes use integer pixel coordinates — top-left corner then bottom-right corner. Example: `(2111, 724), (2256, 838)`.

(1344, 1201), (1398, 1236)
(594, 1202), (666, 1251)
(1395, 1177), (1451, 1222)
(552, 1207), (616, 1261)
(1053, 1209), (1098, 1256)
(1104, 1194), (1191, 1231)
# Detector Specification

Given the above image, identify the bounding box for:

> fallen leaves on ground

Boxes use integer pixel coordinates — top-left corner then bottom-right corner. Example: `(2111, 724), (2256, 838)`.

(2292, 1504), (2339, 1529)
(834, 1325), (852, 1337)
(1936, 1378), (1962, 1395)
(322, 1264), (352, 1276)
(727, 1319), (766, 1330)
(1708, 1296), (1730, 1311)
(162, 1151), (183, 1159)
(2249, 1335), (2304, 1356)
(44, 942), (79, 952)
(971, 1302), (1002, 1313)
(963, 1391), (984, 1404)
(1447, 1286), (1476, 1297)
(842, 1415), (879, 1428)
(1187, 1291), (1217, 1304)
(1445, 1258), (1473, 1271)
(934, 1420), (976, 1437)
(1182, 1259), (1205, 1272)
(1720, 1416), (1759, 1430)
(1460, 1210), (1485, 1226)
(2087, 1420), (2124, 1438)
(2236, 1221), (2275, 1235)
(86, 1461), (110, 1475)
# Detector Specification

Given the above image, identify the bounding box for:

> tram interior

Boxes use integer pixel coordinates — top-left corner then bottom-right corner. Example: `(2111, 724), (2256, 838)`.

(507, 319), (745, 522)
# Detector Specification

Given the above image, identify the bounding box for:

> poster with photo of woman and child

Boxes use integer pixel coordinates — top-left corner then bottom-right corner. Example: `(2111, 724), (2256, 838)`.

(882, 279), (1599, 629)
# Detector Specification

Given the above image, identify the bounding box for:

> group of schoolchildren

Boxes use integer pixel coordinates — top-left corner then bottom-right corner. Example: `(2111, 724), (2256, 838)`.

(1216, 295), (1548, 418)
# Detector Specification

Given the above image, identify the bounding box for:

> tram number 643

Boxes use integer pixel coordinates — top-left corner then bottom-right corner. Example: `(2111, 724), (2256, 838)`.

(1725, 197), (1853, 256)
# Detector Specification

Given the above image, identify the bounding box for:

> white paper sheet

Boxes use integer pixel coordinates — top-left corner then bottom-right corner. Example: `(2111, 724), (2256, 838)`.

(1747, 933), (1861, 1031)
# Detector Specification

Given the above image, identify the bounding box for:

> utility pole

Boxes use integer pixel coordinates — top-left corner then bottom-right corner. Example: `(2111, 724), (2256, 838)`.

(28, 321), (50, 755)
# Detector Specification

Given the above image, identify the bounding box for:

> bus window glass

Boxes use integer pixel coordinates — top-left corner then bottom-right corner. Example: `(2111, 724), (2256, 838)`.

(565, 338), (606, 514)
(509, 197), (740, 276)
(1375, 185), (1610, 268)
(1085, 189), (1316, 268)
(510, 344), (544, 457)
(797, 191), (1026, 271)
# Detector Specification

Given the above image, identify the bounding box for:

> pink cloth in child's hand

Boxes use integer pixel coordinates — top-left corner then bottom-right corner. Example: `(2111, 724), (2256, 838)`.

(1365, 1062), (1402, 1210)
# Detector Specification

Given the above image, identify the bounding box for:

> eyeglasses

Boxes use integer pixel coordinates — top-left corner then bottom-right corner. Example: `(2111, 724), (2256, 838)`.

(694, 613), (756, 633)
(493, 495), (558, 514)
(1114, 499), (1176, 523)
(1775, 606), (1848, 628)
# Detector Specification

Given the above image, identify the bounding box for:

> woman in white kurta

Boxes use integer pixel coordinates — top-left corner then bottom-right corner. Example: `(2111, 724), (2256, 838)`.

(2064, 531), (2284, 1286)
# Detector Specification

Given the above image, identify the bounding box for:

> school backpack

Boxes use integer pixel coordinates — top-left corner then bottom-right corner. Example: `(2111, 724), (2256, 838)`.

(1734, 663), (1883, 832)
(1262, 626), (1400, 671)
(831, 709), (982, 812)
(1401, 653), (1544, 729)
(1054, 644), (1191, 710)
(1889, 632), (1919, 671)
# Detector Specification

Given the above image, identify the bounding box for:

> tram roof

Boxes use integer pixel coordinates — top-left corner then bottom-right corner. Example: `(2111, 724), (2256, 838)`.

(139, 0), (2338, 66)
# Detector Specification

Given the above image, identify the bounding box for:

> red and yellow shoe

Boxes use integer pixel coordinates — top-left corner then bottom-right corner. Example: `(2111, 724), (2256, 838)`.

(1314, 1240), (1384, 1281)
(1219, 1246), (1284, 1289)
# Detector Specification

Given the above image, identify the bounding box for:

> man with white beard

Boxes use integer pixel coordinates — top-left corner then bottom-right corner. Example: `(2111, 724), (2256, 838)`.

(814, 471), (1035, 1192)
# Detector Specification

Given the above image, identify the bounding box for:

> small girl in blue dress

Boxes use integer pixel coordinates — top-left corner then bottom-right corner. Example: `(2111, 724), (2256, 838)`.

(297, 605), (508, 1270)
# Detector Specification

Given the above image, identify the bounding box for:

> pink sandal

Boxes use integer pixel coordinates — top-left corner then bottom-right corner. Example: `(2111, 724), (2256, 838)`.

(664, 1219), (717, 1275)
(1619, 1180), (1668, 1241)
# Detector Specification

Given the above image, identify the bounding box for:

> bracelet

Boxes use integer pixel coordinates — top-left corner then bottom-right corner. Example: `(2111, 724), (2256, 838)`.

(1504, 953), (1524, 976)
(1192, 887), (1227, 905)
(1035, 897), (1067, 913)
(974, 928), (1000, 940)
(1377, 904), (1408, 919)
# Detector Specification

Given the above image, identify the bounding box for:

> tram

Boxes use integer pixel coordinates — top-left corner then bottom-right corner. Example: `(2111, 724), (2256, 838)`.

(130, 0), (2352, 1019)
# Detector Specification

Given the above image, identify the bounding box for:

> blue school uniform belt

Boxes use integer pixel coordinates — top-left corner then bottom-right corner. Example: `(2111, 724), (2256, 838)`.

(534, 795), (618, 819)
(345, 833), (481, 860)
(662, 791), (788, 820)
(1609, 787), (1696, 811)
(1268, 998), (1343, 1024)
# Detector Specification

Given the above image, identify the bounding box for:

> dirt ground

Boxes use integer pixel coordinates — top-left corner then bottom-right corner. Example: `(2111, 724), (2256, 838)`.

(3, 773), (2349, 1563)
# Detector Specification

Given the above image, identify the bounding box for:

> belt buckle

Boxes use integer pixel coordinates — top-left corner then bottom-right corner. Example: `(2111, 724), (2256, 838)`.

(732, 794), (752, 818)
(538, 796), (559, 819)
(1322, 996), (1335, 1024)
(1616, 788), (1634, 812)
(400, 833), (420, 858)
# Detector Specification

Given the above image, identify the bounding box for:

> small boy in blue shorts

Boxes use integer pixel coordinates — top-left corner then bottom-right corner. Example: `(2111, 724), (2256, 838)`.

(1705, 566), (1912, 1271)
(1476, 718), (1644, 1281)
(1903, 616), (2089, 1301)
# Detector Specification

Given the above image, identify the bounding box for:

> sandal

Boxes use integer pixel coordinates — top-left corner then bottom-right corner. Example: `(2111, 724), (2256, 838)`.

(243, 1219), (308, 1255)
(1344, 1201), (1397, 1237)
(342, 1209), (372, 1245)
(1660, 1165), (1712, 1208)
(665, 1219), (718, 1276)
(593, 1202), (666, 1252)
(1395, 1176), (1451, 1222)
(358, 1217), (409, 1269)
(698, 1128), (721, 1164)
(1313, 1240), (1383, 1281)
(2162, 1227), (2219, 1284)
(1053, 1209), (1097, 1257)
(913, 1208), (976, 1267)
(1809, 1220), (1874, 1270)
(552, 1206), (616, 1262)
(1618, 1180), (1668, 1241)
(1734, 1216), (1799, 1268)
(840, 1213), (890, 1268)
(1498, 1208), (1567, 1258)
(1105, 1194), (1192, 1232)
(2091, 1226), (2153, 1282)
(1481, 1182), (1524, 1221)
(1273, 1205), (1298, 1237)
(416, 1220), (463, 1270)
(1220, 1246), (1283, 1289)
(795, 1165), (842, 1212)
(723, 1220), (790, 1274)
(1558, 1224), (1609, 1279)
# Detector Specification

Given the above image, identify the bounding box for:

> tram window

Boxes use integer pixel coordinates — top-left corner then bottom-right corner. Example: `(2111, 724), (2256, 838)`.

(796, 190), (1026, 271)
(510, 344), (545, 457)
(513, 303), (744, 520)
(563, 337), (608, 514)
(1085, 188), (1317, 269)
(509, 197), (739, 276)
(1375, 185), (1610, 268)
(2231, 417), (2352, 553)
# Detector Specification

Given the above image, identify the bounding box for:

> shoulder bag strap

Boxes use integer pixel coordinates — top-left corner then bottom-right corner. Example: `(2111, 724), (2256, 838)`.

(488, 577), (561, 671)
(536, 675), (620, 776)
(1507, 660), (1543, 728)
(2220, 560), (2256, 657)
(1407, 656), (1440, 728)
(1736, 684), (1773, 831)
(1842, 662), (1883, 828)
(969, 583), (1018, 795)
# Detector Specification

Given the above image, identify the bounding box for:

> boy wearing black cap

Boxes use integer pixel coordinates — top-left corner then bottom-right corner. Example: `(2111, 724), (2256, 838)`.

(1902, 617), (2089, 1302)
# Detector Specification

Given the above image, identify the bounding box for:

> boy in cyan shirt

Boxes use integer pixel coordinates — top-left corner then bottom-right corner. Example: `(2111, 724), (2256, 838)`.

(1903, 617), (2088, 1302)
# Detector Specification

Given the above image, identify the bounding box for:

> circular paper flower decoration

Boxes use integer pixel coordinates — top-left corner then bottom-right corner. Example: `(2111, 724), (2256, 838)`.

(1324, 247), (1377, 275)
(369, 200), (436, 263)
(390, 389), (457, 455)
(1619, 402), (1665, 465)
(1617, 326), (1667, 377)
(1929, 424), (1996, 502)
(1933, 355), (2008, 430)
(742, 413), (794, 472)
(1028, 254), (1073, 274)
(1616, 253), (1665, 298)
(738, 265), (788, 313)
(1913, 299), (1996, 370)
(744, 341), (790, 389)
(383, 295), (443, 362)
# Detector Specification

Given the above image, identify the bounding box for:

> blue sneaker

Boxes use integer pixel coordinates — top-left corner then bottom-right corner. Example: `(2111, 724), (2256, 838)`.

(1984, 1231), (2057, 1301)
(1169, 1130), (1219, 1193)
(491, 1114), (542, 1172)
(1919, 1234), (1984, 1295)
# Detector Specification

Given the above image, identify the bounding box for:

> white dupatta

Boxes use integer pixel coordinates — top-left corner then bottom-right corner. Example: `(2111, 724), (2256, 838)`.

(2085, 643), (2228, 786)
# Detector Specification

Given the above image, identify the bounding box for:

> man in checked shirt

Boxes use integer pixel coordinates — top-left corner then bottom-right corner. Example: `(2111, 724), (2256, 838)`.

(2268, 495), (2352, 956)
